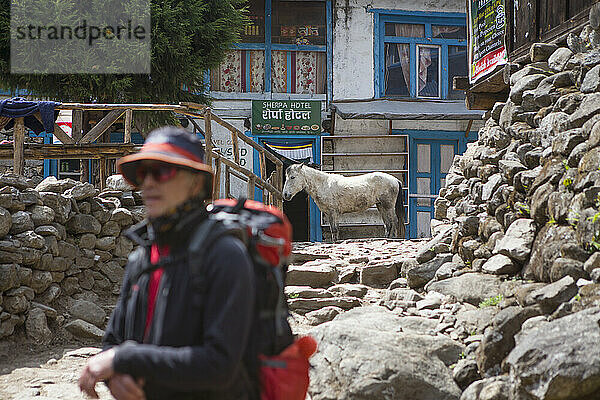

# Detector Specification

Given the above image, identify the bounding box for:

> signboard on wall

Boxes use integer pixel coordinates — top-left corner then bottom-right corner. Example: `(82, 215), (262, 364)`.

(251, 100), (321, 135)
(468, 0), (507, 83)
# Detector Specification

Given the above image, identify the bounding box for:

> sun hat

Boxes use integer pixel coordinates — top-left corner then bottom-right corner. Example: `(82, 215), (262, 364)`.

(117, 126), (213, 190)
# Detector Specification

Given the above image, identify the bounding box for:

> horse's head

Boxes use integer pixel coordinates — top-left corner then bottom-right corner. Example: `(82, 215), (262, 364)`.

(282, 164), (307, 201)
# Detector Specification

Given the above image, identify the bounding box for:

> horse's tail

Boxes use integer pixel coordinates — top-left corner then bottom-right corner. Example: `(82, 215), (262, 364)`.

(395, 180), (406, 238)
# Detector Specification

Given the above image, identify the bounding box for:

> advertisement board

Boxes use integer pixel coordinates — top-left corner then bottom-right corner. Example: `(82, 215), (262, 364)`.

(468, 0), (508, 83)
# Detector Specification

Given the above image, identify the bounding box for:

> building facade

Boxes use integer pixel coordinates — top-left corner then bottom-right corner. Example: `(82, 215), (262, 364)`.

(209, 0), (483, 241)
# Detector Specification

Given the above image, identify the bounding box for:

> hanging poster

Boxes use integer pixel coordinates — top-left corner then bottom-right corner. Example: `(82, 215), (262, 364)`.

(468, 0), (507, 83)
(252, 100), (321, 135)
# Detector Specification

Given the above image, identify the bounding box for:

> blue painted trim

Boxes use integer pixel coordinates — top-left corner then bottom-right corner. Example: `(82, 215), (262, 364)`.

(245, 50), (251, 92)
(252, 132), (323, 242)
(382, 37), (466, 46)
(374, 11), (381, 98)
(265, 0), (272, 93)
(374, 10), (467, 100)
(272, 44), (326, 52)
(441, 45), (449, 99)
(369, 9), (467, 19)
(326, 0), (333, 103)
(203, 70), (210, 92)
(409, 42), (417, 97)
(287, 51), (292, 93)
(232, 43), (266, 50)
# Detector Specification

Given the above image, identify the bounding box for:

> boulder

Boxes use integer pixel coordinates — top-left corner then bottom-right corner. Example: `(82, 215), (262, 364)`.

(0, 264), (18, 291)
(288, 297), (361, 313)
(530, 43), (558, 62)
(453, 359), (480, 391)
(476, 306), (542, 374)
(407, 253), (453, 289)
(359, 259), (401, 288)
(0, 206), (11, 238)
(71, 299), (106, 327)
(548, 47), (573, 72)
(309, 306), (463, 400)
(328, 284), (368, 298)
(106, 175), (132, 192)
(64, 182), (98, 200)
(35, 176), (78, 193)
(482, 254), (519, 275)
(460, 376), (510, 400)
(569, 93), (600, 128)
(286, 260), (339, 288)
(426, 273), (503, 306)
(552, 128), (587, 156)
(66, 214), (101, 235)
(524, 224), (578, 282)
(10, 211), (34, 234)
(64, 319), (104, 340)
(25, 307), (52, 344)
(29, 205), (55, 226)
(30, 270), (53, 294)
(581, 64), (600, 93)
(506, 307), (600, 399)
(305, 306), (344, 325)
(286, 286), (333, 299)
(526, 275), (578, 313)
(493, 219), (536, 262)
(510, 74), (548, 104)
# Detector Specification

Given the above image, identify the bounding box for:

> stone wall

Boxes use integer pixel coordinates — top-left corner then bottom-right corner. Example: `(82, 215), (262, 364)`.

(398, 5), (600, 399)
(0, 174), (142, 343)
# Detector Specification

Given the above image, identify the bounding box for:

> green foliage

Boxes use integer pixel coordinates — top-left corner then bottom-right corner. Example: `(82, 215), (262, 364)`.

(563, 177), (573, 188)
(562, 160), (570, 170)
(573, 294), (581, 302)
(479, 294), (503, 308)
(0, 0), (247, 121)
(288, 292), (299, 299)
(548, 216), (557, 225)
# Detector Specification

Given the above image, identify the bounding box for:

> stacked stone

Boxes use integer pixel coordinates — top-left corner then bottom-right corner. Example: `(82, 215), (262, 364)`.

(0, 173), (144, 343)
(397, 5), (600, 400)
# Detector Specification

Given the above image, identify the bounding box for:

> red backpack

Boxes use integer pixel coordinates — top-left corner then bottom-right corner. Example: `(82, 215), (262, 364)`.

(190, 198), (317, 400)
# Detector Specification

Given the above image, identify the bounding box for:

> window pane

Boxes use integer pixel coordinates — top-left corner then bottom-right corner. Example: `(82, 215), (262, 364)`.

(418, 46), (439, 98)
(432, 25), (466, 40)
(272, 1), (326, 45)
(417, 211), (432, 238)
(210, 50), (265, 92)
(271, 50), (325, 94)
(440, 144), (455, 173)
(417, 177), (431, 207)
(417, 144), (430, 173)
(241, 0), (265, 43)
(448, 46), (467, 100)
(385, 23), (424, 37)
(384, 43), (410, 96)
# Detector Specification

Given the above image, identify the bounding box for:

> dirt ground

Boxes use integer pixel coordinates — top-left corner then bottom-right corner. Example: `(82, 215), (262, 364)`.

(0, 335), (112, 400)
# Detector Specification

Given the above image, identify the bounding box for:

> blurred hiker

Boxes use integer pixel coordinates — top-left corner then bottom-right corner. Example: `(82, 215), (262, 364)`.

(79, 127), (256, 400)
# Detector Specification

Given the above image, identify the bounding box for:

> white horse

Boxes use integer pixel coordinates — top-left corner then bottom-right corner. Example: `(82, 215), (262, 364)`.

(282, 164), (406, 242)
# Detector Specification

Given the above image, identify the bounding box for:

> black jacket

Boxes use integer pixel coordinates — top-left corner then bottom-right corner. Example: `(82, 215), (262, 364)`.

(103, 209), (256, 400)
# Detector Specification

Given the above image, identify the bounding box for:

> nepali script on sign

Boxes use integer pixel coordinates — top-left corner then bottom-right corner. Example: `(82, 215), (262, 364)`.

(252, 100), (321, 135)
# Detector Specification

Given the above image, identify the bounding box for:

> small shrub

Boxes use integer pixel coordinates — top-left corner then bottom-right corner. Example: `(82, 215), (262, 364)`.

(479, 294), (503, 308)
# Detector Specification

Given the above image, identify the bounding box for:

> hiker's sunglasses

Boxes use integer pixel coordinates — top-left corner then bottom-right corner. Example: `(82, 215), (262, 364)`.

(135, 163), (179, 186)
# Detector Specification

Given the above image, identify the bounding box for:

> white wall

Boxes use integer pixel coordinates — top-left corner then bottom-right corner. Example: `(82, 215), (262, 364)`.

(332, 0), (466, 100)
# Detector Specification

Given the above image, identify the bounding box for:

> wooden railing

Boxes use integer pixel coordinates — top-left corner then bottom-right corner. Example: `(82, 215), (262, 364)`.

(1, 103), (283, 208)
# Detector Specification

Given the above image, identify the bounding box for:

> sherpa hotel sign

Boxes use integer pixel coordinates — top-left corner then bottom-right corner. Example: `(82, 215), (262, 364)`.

(252, 100), (321, 135)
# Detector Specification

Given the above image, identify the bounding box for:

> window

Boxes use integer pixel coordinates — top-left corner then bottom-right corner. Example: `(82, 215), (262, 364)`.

(375, 11), (467, 99)
(210, 0), (328, 95)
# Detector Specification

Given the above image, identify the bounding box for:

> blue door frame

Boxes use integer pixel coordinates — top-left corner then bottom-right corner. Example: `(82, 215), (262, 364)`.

(251, 133), (323, 242)
(393, 129), (477, 238)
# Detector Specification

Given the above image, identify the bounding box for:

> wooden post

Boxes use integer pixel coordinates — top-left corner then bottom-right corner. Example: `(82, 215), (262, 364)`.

(99, 158), (107, 190)
(213, 156), (222, 200)
(80, 112), (90, 182)
(124, 109), (133, 143)
(247, 175), (255, 200)
(259, 152), (266, 180)
(204, 109), (213, 166)
(72, 110), (83, 142)
(13, 117), (25, 176)
(225, 165), (231, 198)
(276, 163), (283, 209)
(231, 129), (239, 164)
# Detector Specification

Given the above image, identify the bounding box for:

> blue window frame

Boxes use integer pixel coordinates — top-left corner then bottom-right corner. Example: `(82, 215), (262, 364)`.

(209, 0), (332, 99)
(372, 10), (467, 100)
